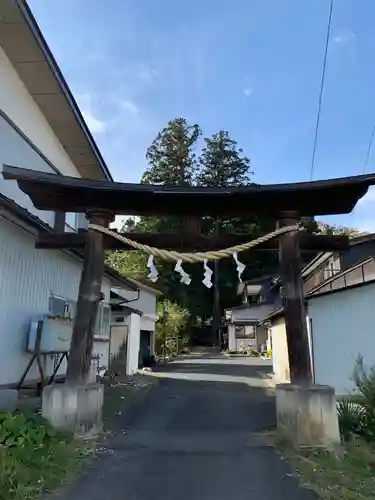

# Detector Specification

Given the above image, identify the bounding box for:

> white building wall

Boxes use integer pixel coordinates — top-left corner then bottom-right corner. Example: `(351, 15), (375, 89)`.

(0, 47), (83, 230)
(117, 288), (157, 331)
(308, 283), (375, 395)
(126, 313), (141, 375)
(0, 47), (80, 178)
(0, 217), (111, 385)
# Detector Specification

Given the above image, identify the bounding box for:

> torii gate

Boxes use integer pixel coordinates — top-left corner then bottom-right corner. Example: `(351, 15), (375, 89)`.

(3, 164), (375, 444)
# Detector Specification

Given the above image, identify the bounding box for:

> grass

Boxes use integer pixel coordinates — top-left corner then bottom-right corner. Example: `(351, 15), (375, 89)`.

(0, 416), (91, 500)
(272, 435), (375, 499)
(0, 373), (156, 499)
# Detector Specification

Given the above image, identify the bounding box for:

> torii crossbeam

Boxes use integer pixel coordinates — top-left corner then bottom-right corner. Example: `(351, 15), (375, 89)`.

(3, 164), (375, 385)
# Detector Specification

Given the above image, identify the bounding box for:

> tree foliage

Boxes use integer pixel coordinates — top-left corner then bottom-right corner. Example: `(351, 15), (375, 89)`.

(156, 299), (190, 340)
(197, 130), (252, 187)
(317, 221), (367, 238)
(106, 116), (365, 326)
(106, 251), (147, 281)
(142, 117), (201, 186)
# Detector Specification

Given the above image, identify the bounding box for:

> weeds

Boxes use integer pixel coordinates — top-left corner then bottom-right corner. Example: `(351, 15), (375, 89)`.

(0, 411), (89, 500)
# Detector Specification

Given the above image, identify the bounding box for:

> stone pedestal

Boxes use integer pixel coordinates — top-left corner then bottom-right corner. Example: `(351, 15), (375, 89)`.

(275, 383), (340, 448)
(42, 383), (103, 436)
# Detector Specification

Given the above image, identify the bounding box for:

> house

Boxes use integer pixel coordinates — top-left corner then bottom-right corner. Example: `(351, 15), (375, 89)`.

(225, 276), (281, 352)
(262, 232), (375, 393)
(0, 0), (152, 388)
(109, 278), (162, 375)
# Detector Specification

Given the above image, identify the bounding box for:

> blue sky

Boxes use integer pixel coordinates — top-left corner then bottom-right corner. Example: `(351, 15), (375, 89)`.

(28, 0), (375, 230)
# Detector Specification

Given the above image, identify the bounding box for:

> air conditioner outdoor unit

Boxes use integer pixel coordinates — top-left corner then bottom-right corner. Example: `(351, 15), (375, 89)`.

(27, 316), (73, 354)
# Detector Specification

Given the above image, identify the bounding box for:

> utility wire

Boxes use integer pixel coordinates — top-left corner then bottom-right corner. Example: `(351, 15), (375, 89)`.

(362, 123), (375, 173)
(309, 0), (334, 180)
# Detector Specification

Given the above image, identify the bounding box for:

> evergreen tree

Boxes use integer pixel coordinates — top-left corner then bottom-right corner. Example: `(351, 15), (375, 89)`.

(197, 130), (275, 319)
(197, 130), (252, 188)
(142, 117), (201, 186)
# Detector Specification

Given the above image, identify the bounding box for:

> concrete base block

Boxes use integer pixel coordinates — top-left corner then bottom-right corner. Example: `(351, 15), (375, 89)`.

(0, 388), (17, 411)
(276, 383), (341, 448)
(42, 383), (103, 436)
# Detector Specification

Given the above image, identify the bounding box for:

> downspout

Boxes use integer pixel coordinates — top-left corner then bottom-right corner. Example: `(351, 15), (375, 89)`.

(305, 301), (316, 383)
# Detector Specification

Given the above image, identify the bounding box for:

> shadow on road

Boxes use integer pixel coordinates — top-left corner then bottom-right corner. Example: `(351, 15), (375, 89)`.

(156, 359), (272, 379)
(51, 356), (318, 500)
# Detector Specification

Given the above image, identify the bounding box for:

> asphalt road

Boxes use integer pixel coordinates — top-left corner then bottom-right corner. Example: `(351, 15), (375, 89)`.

(56, 355), (317, 500)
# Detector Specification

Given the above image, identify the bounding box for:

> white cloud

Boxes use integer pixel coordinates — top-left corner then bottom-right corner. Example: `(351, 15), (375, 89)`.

(136, 65), (158, 85)
(82, 110), (108, 134)
(243, 87), (253, 97)
(120, 100), (139, 115)
(110, 215), (126, 231)
(356, 219), (375, 233)
(356, 187), (375, 206)
(76, 92), (108, 134)
(333, 31), (355, 45)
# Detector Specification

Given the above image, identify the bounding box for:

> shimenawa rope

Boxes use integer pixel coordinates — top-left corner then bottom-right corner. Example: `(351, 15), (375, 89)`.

(88, 223), (303, 263)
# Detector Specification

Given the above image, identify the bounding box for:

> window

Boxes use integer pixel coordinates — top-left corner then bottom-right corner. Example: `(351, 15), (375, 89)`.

(48, 295), (110, 336)
(235, 325), (245, 338)
(65, 213), (77, 232)
(49, 295), (76, 319)
(94, 303), (111, 338)
(235, 325), (255, 339)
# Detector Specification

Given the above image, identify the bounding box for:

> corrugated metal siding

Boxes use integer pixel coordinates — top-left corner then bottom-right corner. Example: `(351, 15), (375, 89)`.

(308, 282), (375, 395)
(0, 217), (111, 385)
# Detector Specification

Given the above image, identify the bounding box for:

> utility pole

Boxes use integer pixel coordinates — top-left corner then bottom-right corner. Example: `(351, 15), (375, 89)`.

(213, 218), (221, 347)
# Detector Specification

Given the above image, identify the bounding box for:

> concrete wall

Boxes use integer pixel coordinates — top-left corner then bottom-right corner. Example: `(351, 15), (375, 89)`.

(92, 340), (110, 374)
(308, 283), (375, 395)
(271, 317), (290, 384)
(0, 217), (111, 385)
(235, 338), (256, 351)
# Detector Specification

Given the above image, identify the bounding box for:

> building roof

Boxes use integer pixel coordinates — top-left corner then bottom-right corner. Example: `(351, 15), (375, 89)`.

(0, 193), (138, 291)
(125, 277), (162, 297)
(306, 257), (375, 299)
(4, 166), (375, 217)
(261, 307), (285, 323)
(0, 0), (112, 181)
(301, 232), (375, 279)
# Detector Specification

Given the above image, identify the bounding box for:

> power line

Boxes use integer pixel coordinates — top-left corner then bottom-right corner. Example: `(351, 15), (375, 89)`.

(309, 0), (334, 181)
(362, 123), (375, 173)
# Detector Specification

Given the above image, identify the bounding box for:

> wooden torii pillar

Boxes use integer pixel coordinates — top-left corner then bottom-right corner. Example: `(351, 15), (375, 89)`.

(278, 212), (311, 385)
(65, 209), (114, 384)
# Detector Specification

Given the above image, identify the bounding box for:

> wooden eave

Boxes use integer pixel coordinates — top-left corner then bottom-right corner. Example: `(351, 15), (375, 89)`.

(3, 165), (375, 217)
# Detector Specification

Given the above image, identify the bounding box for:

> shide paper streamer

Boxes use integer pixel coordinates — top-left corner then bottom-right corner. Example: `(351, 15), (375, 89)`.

(147, 254), (159, 282)
(202, 259), (213, 288)
(174, 259), (191, 285)
(232, 252), (245, 283)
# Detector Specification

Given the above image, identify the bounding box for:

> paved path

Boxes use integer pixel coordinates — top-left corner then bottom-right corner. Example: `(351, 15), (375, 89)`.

(56, 355), (317, 499)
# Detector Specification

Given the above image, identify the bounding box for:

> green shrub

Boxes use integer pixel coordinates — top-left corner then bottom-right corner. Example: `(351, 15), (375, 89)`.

(337, 398), (367, 441)
(0, 411), (87, 500)
(247, 347), (260, 357)
(338, 356), (375, 442)
(0, 411), (58, 449)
